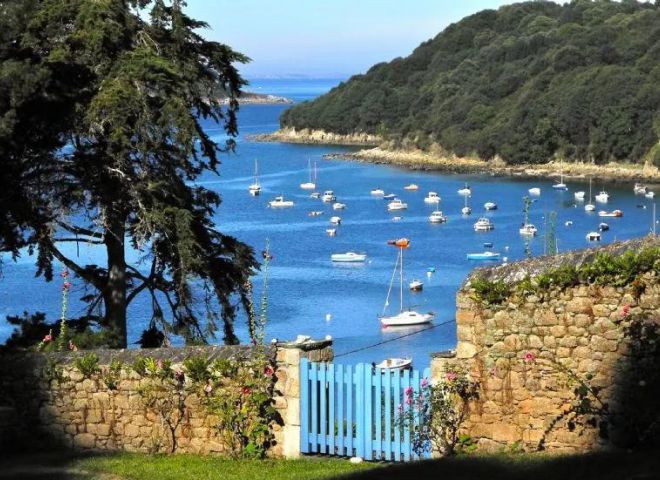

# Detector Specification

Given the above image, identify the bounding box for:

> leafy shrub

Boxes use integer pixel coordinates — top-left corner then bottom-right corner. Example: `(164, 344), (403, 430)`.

(75, 353), (100, 379)
(471, 277), (511, 305)
(183, 356), (211, 383)
(101, 359), (123, 390)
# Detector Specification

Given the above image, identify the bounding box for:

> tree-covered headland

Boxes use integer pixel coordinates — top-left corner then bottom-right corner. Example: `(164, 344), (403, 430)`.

(281, 0), (660, 166)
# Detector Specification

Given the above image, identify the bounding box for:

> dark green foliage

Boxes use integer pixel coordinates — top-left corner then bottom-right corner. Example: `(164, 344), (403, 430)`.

(0, 1), (258, 348)
(183, 355), (211, 383)
(138, 325), (166, 349)
(282, 1), (660, 165)
(471, 277), (511, 305)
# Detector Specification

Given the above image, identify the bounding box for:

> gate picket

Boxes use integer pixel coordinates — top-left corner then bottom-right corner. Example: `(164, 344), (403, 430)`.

(300, 359), (427, 462)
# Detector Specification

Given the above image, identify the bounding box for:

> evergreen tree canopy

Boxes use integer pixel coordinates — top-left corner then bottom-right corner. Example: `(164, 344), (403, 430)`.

(281, 0), (660, 166)
(0, 0), (258, 347)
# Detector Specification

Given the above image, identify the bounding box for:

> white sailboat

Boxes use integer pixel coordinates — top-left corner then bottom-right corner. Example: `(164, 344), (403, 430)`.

(461, 194), (471, 215)
(300, 159), (317, 190)
(380, 241), (433, 327)
(248, 159), (261, 196)
(585, 178), (596, 212)
(553, 161), (567, 190)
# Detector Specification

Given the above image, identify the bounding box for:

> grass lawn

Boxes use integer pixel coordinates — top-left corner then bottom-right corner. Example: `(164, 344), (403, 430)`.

(1, 450), (659, 480)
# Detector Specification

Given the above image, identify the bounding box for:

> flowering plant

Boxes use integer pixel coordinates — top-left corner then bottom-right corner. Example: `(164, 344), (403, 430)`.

(395, 367), (479, 456)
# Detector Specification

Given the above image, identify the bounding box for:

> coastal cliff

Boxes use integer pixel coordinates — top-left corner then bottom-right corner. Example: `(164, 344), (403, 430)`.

(252, 127), (382, 146)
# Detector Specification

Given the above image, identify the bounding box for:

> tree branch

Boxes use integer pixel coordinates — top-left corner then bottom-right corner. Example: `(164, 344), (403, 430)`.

(54, 237), (104, 245)
(49, 243), (105, 290)
(56, 221), (104, 239)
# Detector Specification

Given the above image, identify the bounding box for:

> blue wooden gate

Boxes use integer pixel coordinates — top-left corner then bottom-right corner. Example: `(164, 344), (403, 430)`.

(300, 359), (431, 461)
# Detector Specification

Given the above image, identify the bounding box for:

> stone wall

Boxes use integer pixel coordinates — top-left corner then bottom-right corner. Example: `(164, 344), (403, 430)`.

(0, 340), (333, 457)
(432, 237), (660, 452)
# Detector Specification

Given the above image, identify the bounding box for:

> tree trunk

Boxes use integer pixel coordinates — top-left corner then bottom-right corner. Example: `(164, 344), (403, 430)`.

(104, 214), (128, 348)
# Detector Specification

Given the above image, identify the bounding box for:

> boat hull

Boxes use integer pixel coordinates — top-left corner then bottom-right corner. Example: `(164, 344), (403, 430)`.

(380, 311), (433, 327)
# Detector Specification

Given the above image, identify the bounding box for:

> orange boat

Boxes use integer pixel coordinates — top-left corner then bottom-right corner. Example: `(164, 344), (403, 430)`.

(387, 238), (410, 248)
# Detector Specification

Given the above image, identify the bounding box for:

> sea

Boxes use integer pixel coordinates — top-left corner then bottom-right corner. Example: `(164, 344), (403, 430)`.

(0, 78), (657, 368)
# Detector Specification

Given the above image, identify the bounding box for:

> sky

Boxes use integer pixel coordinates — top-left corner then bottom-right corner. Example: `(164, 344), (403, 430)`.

(184, 1), (559, 80)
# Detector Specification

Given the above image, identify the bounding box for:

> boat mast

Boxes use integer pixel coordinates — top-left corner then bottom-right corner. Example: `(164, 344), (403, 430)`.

(308, 158), (312, 183)
(399, 248), (404, 313)
(254, 159), (259, 186)
(653, 203), (657, 235)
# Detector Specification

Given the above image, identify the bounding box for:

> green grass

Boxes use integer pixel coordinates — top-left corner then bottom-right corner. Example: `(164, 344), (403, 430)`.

(1, 450), (659, 480)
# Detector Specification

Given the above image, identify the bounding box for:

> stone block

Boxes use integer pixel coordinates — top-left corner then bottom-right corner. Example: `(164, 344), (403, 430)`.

(456, 341), (477, 359)
(73, 433), (96, 449)
(527, 335), (543, 349)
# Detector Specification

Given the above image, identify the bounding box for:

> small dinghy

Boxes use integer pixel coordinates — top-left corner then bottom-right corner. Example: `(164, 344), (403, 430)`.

(383, 193), (396, 200)
(519, 223), (538, 236)
(326, 228), (337, 237)
(634, 183), (648, 195)
(646, 191), (655, 199)
(598, 209), (623, 218)
(375, 357), (412, 370)
(308, 211), (323, 217)
(331, 252), (366, 263)
(333, 202), (346, 210)
(484, 202), (498, 211)
(483, 242), (494, 248)
(370, 188), (385, 196)
(329, 216), (342, 225)
(528, 187), (541, 196)
(466, 251), (500, 261)
(409, 280), (423, 292)
(574, 191), (585, 201)
(599, 222), (609, 231)
(392, 216), (402, 222)
(404, 184), (419, 191)
(595, 191), (610, 203)
(310, 192), (321, 199)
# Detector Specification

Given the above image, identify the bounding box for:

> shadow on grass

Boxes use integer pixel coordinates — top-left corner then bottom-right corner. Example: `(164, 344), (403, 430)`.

(335, 451), (660, 480)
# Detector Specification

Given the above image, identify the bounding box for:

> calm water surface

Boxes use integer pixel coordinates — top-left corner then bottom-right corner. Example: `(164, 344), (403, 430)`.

(1, 79), (657, 367)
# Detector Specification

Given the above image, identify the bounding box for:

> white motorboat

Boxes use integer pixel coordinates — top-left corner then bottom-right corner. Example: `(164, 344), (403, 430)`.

(329, 216), (342, 225)
(375, 357), (412, 370)
(466, 251), (500, 261)
(484, 202), (497, 211)
(269, 196), (294, 208)
(404, 184), (419, 191)
(519, 223), (538, 236)
(409, 280), (423, 291)
(429, 210), (447, 223)
(379, 241), (433, 327)
(332, 202), (347, 210)
(326, 228), (337, 237)
(300, 159), (317, 190)
(371, 188), (385, 196)
(331, 252), (366, 263)
(586, 231), (601, 242)
(322, 190), (336, 202)
(474, 217), (494, 232)
(528, 187), (541, 196)
(634, 183), (648, 195)
(574, 191), (585, 201)
(458, 183), (471, 196)
(310, 192), (321, 199)
(424, 192), (441, 204)
(383, 193), (396, 200)
(387, 198), (408, 211)
(646, 191), (655, 199)
(595, 191), (609, 203)
(248, 159), (261, 196)
(598, 209), (623, 218)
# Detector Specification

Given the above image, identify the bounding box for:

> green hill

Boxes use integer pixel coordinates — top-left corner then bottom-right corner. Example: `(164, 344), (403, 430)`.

(280, 1), (660, 166)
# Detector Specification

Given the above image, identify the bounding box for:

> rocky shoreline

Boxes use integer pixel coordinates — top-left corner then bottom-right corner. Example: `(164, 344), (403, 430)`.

(253, 128), (660, 185)
(220, 92), (293, 105)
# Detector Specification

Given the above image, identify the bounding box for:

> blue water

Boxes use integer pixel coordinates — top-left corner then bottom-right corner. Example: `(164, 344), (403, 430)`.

(1, 79), (657, 368)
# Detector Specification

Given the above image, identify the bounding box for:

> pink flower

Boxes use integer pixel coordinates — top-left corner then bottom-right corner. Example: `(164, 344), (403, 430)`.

(241, 386), (252, 396)
(43, 334), (53, 343)
(523, 352), (536, 363)
(263, 365), (275, 377)
(397, 404), (404, 415)
(404, 386), (413, 398)
(62, 281), (72, 291)
(60, 270), (69, 278)
(204, 384), (213, 394)
(421, 378), (429, 388)
(446, 372), (457, 382)
(174, 370), (184, 381)
(622, 304), (630, 318)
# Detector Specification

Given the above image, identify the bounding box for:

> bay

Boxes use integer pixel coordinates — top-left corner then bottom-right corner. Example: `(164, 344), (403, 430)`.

(1, 78), (656, 368)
